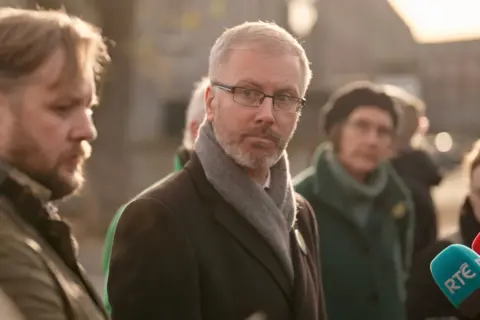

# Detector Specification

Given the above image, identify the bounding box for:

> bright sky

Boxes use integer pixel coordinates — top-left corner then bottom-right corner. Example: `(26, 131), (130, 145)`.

(389, 0), (480, 43)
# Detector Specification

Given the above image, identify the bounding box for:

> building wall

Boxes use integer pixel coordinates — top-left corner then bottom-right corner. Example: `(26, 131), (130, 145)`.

(418, 40), (480, 134)
(308, 0), (417, 91)
(292, 0), (417, 145)
(129, 0), (287, 143)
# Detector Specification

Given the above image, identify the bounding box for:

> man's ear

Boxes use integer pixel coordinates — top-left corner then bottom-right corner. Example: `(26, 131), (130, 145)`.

(205, 85), (215, 122)
(189, 120), (200, 144)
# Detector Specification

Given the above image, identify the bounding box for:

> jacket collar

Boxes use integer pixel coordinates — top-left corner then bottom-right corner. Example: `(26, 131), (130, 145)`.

(0, 161), (51, 204)
(311, 144), (410, 219)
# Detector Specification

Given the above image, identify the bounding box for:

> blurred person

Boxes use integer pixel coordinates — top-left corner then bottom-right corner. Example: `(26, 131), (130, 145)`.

(107, 21), (327, 320)
(294, 81), (414, 320)
(385, 85), (442, 258)
(0, 7), (110, 320)
(176, 76), (209, 170)
(406, 140), (480, 320)
(101, 76), (208, 314)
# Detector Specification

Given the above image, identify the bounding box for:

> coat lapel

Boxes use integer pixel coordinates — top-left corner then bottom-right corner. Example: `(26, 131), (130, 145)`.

(186, 154), (293, 302)
(290, 228), (317, 320)
(213, 202), (292, 300)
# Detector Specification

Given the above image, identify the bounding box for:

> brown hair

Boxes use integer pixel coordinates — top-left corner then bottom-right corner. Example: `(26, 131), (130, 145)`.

(0, 7), (110, 92)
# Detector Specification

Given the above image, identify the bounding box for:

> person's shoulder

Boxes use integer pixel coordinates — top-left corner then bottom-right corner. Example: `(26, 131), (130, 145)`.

(131, 168), (198, 208)
(134, 169), (190, 198)
(295, 193), (316, 222)
(117, 169), (201, 234)
(293, 167), (316, 193)
(294, 193), (318, 238)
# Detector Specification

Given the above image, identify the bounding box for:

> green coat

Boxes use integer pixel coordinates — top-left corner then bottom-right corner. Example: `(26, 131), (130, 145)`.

(294, 149), (414, 320)
(102, 150), (190, 314)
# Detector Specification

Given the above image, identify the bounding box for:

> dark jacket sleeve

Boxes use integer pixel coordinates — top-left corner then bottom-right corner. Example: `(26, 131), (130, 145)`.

(107, 197), (202, 320)
(406, 240), (468, 320)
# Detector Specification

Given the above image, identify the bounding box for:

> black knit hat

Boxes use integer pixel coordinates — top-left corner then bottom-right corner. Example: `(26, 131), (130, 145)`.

(322, 81), (400, 134)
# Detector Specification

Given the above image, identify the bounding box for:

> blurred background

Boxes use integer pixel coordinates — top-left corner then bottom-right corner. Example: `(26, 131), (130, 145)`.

(2, 0), (479, 293)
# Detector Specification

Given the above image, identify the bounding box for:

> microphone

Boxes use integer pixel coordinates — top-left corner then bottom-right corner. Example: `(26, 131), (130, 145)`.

(430, 244), (480, 319)
(472, 233), (480, 254)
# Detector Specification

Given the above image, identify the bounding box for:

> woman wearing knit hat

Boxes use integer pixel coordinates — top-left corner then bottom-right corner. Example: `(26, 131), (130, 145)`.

(294, 81), (414, 320)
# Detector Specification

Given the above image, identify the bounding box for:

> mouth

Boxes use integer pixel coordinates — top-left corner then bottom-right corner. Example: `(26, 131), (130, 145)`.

(63, 154), (85, 172)
(359, 152), (379, 162)
(246, 135), (277, 147)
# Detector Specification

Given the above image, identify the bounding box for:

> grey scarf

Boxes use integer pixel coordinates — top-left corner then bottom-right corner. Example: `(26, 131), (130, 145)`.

(195, 122), (297, 281)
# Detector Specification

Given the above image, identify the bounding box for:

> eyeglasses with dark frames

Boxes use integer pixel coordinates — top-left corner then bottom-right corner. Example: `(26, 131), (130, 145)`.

(211, 81), (306, 113)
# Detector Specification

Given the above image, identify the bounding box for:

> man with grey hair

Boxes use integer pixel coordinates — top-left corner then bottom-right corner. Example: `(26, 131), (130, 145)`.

(107, 21), (327, 320)
(175, 76), (209, 170)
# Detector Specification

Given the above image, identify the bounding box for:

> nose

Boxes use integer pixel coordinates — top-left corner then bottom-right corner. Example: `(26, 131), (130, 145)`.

(254, 97), (275, 125)
(71, 109), (97, 142)
(364, 127), (382, 146)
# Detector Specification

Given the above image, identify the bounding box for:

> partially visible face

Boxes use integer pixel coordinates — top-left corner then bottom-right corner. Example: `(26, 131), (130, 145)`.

(0, 48), (97, 200)
(205, 46), (303, 170)
(337, 106), (394, 176)
(469, 166), (480, 222)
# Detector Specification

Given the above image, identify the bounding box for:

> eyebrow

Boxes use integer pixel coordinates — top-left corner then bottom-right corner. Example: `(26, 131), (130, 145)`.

(235, 79), (263, 89)
(235, 79), (299, 95)
(56, 92), (97, 108)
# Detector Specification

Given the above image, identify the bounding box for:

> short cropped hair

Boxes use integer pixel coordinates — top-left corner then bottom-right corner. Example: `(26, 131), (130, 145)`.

(208, 21), (312, 95)
(182, 77), (209, 149)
